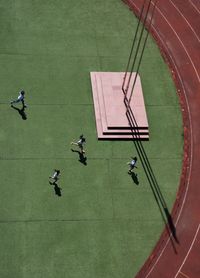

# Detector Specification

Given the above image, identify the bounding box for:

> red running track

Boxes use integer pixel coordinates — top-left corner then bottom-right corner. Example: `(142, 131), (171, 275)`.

(122, 0), (200, 277)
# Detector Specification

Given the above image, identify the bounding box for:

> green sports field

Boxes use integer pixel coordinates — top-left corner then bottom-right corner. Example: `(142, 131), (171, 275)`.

(0, 1), (183, 277)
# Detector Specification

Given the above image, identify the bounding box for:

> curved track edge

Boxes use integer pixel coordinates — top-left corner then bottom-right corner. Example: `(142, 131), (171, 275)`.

(122, 0), (194, 277)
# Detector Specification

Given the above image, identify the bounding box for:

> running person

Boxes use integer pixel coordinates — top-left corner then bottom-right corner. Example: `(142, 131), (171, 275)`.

(49, 169), (60, 184)
(71, 134), (86, 154)
(127, 157), (137, 174)
(10, 90), (27, 108)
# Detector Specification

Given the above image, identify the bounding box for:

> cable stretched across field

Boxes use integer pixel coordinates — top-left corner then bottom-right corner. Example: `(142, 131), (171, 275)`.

(122, 0), (178, 251)
(122, 0), (153, 104)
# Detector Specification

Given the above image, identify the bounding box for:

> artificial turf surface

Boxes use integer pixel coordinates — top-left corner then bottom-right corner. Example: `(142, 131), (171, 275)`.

(0, 0), (183, 277)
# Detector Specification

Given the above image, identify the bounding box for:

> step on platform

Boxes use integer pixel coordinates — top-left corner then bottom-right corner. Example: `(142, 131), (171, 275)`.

(90, 72), (149, 140)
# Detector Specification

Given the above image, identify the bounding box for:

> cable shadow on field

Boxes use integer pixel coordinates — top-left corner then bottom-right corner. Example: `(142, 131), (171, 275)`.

(125, 98), (179, 253)
(121, 0), (178, 254)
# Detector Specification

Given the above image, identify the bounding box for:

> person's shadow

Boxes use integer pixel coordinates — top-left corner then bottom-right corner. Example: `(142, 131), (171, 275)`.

(71, 149), (87, 165)
(54, 183), (62, 197)
(11, 105), (27, 120)
(128, 171), (139, 185)
(49, 181), (62, 197)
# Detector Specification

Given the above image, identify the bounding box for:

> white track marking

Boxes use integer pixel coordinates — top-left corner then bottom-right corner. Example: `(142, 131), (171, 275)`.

(179, 271), (190, 278)
(169, 0), (200, 43)
(188, 0), (200, 15)
(151, 1), (200, 83)
(143, 29), (193, 278)
(174, 224), (200, 278)
(127, 2), (194, 277)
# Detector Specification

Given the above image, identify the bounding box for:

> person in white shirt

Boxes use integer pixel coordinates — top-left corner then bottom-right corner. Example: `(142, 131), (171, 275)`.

(49, 169), (60, 184)
(71, 134), (86, 154)
(127, 157), (137, 174)
(10, 90), (26, 108)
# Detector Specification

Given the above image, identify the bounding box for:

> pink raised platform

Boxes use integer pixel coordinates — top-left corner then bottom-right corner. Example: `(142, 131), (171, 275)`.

(90, 72), (149, 140)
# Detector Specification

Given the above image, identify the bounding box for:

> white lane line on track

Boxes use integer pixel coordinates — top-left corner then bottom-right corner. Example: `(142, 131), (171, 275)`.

(127, 2), (194, 277)
(188, 0), (200, 15)
(144, 2), (196, 276)
(143, 31), (193, 278)
(179, 271), (190, 278)
(151, 1), (200, 83)
(131, 0), (200, 83)
(169, 0), (200, 43)
(174, 224), (200, 278)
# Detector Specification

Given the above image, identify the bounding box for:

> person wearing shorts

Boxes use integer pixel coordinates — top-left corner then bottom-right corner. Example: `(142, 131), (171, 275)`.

(49, 169), (60, 184)
(10, 90), (26, 108)
(71, 134), (86, 154)
(127, 157), (137, 174)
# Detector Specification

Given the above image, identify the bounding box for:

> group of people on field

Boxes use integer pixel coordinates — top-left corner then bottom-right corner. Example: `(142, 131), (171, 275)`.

(10, 90), (138, 194)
